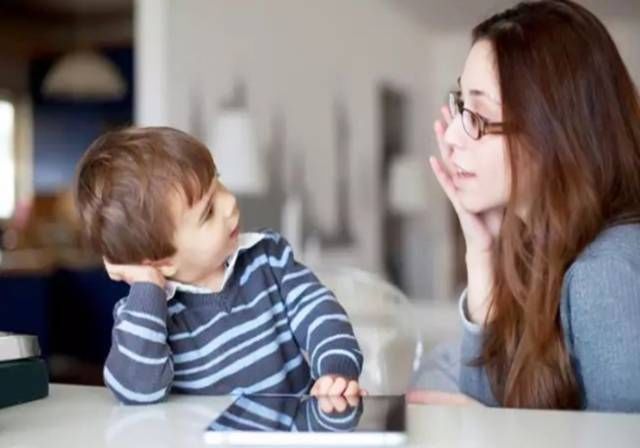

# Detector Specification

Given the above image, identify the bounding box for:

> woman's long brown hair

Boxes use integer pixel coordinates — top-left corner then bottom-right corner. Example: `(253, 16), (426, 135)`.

(473, 0), (640, 408)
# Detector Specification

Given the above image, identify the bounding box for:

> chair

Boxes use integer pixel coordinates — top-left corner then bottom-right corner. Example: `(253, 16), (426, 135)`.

(310, 265), (423, 395)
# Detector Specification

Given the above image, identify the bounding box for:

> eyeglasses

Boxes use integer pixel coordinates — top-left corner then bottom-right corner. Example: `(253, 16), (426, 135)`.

(448, 91), (510, 140)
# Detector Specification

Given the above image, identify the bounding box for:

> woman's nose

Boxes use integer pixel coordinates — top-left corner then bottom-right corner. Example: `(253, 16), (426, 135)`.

(444, 114), (468, 151)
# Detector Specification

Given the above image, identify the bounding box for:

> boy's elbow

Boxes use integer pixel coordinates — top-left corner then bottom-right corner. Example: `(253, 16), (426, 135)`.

(105, 379), (171, 405)
(111, 390), (170, 406)
(103, 365), (172, 405)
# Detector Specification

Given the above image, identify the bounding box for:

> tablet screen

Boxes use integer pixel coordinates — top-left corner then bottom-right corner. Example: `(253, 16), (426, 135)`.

(204, 395), (406, 446)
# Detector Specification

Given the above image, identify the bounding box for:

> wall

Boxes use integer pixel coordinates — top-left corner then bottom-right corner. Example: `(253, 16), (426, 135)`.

(30, 48), (134, 194)
(134, 0), (640, 301)
(402, 0), (640, 300)
(136, 0), (447, 299)
(0, 8), (134, 204)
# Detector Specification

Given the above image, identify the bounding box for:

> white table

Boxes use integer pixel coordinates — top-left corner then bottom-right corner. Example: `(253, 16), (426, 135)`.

(1, 384), (639, 447)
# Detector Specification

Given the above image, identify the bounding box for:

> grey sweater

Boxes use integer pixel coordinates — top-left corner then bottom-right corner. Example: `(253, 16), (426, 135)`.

(459, 224), (640, 413)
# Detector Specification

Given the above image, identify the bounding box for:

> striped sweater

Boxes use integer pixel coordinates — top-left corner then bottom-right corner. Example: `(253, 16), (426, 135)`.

(103, 231), (363, 404)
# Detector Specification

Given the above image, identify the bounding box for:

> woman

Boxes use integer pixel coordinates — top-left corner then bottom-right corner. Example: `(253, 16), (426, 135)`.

(428, 0), (640, 411)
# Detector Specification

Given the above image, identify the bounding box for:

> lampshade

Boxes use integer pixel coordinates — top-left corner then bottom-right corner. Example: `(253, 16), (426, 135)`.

(210, 109), (266, 195)
(42, 50), (127, 101)
(387, 154), (429, 215)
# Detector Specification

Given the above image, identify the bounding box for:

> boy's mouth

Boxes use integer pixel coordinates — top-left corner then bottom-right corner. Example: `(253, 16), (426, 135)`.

(229, 223), (240, 240)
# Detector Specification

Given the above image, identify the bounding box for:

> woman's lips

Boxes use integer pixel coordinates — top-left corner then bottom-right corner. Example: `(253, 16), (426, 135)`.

(455, 169), (476, 178)
(452, 165), (477, 188)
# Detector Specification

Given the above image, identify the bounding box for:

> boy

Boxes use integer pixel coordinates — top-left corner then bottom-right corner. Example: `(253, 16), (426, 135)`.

(75, 127), (363, 404)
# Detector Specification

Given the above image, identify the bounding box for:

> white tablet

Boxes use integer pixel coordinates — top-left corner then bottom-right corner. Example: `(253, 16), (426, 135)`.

(203, 395), (407, 446)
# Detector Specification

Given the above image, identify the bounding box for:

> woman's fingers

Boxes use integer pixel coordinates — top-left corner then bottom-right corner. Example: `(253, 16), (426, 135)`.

(441, 105), (454, 126)
(429, 106), (501, 252)
(432, 102), (457, 183)
(434, 120), (454, 174)
(430, 157), (496, 252)
(429, 156), (461, 212)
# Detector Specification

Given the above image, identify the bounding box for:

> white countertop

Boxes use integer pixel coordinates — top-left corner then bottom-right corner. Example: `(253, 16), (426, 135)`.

(1, 384), (639, 447)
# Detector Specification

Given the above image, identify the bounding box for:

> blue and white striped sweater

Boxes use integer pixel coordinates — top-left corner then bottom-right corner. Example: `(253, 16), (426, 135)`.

(103, 231), (363, 404)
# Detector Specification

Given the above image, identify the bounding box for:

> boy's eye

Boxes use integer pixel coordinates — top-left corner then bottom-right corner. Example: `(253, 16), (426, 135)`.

(205, 203), (215, 220)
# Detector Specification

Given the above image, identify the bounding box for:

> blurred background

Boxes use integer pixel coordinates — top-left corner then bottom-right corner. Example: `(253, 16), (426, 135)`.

(1, 0), (638, 386)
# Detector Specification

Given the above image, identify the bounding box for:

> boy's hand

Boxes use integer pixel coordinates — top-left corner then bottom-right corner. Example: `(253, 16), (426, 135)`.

(317, 395), (361, 414)
(103, 258), (166, 288)
(310, 375), (367, 397)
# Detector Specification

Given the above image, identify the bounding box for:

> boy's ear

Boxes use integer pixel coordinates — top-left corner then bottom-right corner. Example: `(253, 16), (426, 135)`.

(143, 258), (177, 277)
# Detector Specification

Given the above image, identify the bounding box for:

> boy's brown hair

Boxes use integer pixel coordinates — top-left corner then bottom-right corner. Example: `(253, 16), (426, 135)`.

(75, 126), (216, 264)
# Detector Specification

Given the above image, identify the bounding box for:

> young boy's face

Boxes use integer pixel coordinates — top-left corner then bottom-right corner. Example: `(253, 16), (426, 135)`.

(167, 177), (241, 287)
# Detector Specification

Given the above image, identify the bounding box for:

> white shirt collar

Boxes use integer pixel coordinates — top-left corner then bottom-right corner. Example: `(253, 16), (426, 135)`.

(164, 232), (265, 300)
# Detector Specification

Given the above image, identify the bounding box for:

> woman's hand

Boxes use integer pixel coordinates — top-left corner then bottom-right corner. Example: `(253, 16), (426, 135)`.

(430, 106), (503, 254)
(430, 106), (504, 324)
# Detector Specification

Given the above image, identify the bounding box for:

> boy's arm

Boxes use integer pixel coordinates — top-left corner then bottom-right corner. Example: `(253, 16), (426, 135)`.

(264, 233), (363, 381)
(209, 395), (298, 432)
(103, 264), (174, 404)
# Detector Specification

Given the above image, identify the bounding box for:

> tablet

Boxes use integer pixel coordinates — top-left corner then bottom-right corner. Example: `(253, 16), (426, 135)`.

(204, 395), (407, 446)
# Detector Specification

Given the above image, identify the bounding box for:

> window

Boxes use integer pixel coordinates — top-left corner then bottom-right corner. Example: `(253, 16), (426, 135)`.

(0, 98), (15, 219)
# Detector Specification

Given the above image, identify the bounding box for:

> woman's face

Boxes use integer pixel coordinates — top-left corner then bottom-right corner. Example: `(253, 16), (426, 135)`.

(444, 40), (511, 214)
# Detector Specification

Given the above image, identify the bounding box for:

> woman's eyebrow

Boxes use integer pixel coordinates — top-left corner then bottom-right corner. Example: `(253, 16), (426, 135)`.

(458, 76), (502, 106)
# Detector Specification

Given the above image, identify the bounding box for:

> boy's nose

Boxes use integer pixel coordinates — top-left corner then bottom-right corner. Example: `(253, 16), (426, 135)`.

(223, 191), (238, 218)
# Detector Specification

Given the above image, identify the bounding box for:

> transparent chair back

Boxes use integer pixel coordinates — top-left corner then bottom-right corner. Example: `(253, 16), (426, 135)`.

(311, 265), (423, 395)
